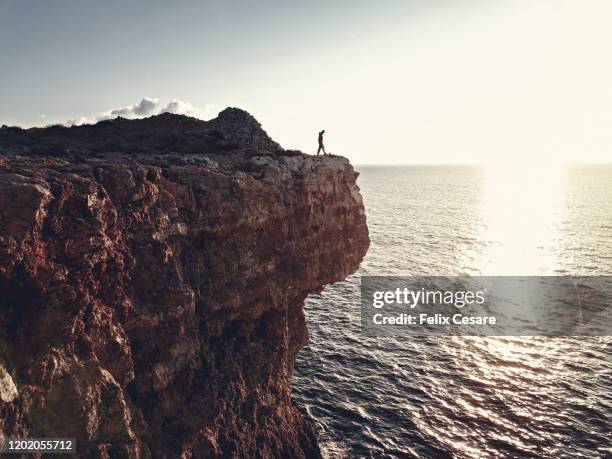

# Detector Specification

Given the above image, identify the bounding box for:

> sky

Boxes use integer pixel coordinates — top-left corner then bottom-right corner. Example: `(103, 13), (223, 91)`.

(1, 0), (611, 165)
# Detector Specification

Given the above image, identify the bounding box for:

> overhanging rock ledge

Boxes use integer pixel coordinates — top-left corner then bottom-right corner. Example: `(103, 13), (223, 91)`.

(0, 109), (369, 458)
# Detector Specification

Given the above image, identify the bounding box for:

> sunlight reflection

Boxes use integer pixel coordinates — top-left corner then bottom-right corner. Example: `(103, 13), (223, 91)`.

(475, 163), (566, 275)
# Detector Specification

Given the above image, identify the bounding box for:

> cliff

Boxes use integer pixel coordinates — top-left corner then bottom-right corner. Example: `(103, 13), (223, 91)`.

(0, 109), (369, 458)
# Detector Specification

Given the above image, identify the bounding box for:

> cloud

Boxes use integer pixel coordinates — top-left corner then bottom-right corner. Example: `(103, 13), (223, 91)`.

(161, 99), (212, 119)
(66, 116), (93, 126)
(109, 97), (160, 118)
(66, 98), (213, 126)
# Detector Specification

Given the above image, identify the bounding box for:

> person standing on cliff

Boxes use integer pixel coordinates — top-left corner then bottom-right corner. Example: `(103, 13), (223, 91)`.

(317, 130), (327, 155)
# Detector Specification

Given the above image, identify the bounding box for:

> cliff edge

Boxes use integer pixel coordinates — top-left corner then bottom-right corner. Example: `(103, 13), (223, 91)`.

(0, 109), (369, 457)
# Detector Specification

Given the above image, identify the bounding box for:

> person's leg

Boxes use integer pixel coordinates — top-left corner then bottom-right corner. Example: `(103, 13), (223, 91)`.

(317, 145), (322, 155)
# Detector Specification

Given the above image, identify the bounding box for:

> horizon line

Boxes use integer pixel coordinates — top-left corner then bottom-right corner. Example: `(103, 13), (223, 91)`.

(353, 162), (612, 167)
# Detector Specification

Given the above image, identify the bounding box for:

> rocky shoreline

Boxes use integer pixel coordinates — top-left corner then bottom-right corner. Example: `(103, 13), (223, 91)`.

(0, 109), (369, 457)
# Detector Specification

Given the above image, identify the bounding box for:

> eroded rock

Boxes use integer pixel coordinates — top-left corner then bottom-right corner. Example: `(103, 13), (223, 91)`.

(0, 365), (18, 403)
(0, 112), (369, 458)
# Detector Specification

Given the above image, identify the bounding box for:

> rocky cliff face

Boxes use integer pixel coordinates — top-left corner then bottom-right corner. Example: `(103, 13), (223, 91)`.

(0, 110), (369, 458)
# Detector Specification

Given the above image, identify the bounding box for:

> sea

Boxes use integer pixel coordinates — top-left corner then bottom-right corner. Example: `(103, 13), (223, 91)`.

(293, 165), (612, 458)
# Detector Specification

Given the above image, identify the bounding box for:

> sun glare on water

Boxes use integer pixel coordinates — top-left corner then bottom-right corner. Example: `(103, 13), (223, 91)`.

(475, 162), (566, 276)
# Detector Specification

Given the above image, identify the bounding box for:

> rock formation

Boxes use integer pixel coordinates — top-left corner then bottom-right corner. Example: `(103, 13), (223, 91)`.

(0, 109), (369, 458)
(0, 108), (281, 156)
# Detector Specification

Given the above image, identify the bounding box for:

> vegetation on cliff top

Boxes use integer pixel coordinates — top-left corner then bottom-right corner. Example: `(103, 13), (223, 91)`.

(0, 108), (289, 156)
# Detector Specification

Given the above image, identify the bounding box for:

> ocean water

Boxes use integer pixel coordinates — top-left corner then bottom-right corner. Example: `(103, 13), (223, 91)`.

(293, 165), (612, 458)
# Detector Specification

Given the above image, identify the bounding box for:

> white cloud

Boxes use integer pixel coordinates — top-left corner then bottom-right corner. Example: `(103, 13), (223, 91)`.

(161, 99), (213, 119)
(66, 98), (213, 126)
(66, 116), (92, 126)
(109, 97), (160, 118)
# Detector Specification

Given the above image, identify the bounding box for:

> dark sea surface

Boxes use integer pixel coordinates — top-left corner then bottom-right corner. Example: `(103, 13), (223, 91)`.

(293, 165), (612, 458)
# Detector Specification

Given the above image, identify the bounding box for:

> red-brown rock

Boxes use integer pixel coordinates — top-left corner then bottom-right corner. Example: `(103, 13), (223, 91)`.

(0, 112), (369, 458)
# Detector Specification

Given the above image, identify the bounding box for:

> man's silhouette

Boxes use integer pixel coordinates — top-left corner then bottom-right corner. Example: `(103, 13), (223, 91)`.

(317, 130), (326, 155)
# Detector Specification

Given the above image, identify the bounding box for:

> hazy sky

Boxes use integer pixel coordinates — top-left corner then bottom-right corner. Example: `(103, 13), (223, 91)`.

(1, 0), (611, 164)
